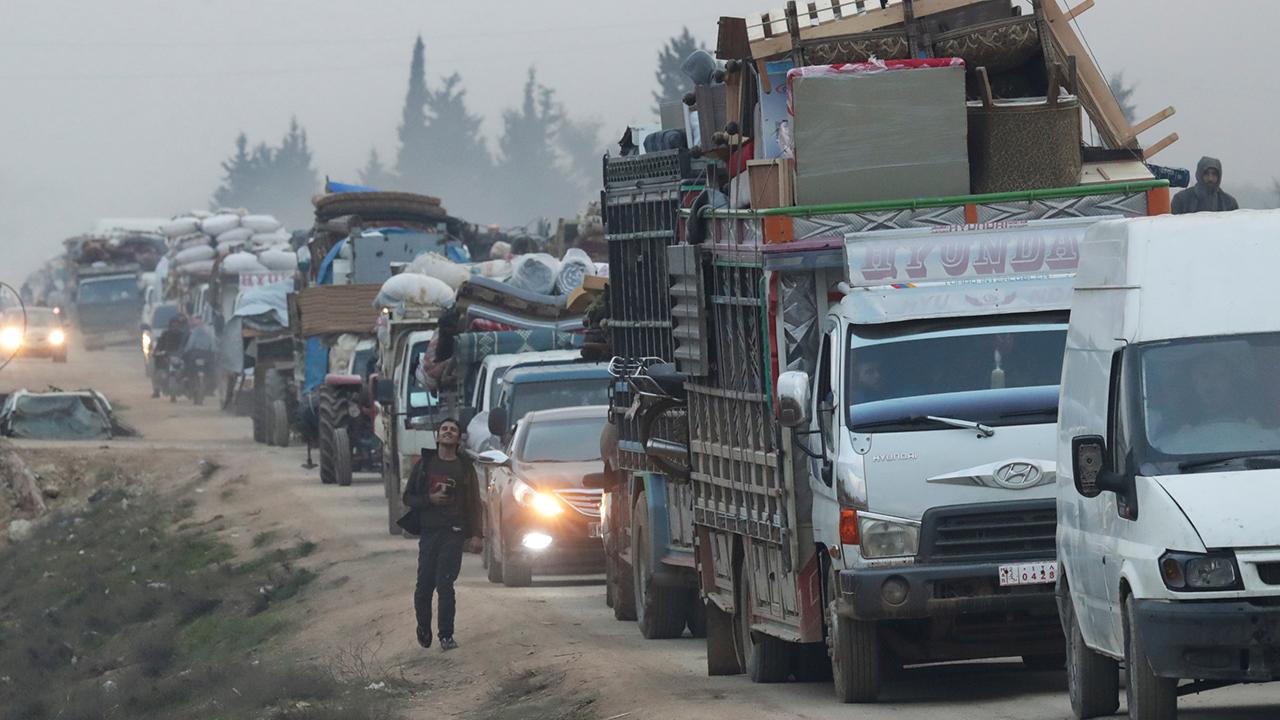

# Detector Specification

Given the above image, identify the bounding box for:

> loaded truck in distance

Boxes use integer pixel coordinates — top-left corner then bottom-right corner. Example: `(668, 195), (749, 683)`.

(1058, 210), (1280, 720)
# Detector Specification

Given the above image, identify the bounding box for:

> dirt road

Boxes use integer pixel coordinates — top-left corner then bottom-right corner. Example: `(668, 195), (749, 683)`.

(3, 346), (1276, 719)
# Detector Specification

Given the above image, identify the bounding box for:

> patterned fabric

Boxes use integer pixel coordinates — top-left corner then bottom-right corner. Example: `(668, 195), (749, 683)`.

(968, 100), (1082, 194)
(933, 16), (1040, 75)
(452, 330), (584, 366)
(800, 32), (909, 66)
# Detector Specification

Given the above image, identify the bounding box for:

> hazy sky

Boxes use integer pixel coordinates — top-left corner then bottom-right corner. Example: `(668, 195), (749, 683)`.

(3, 0), (1277, 285)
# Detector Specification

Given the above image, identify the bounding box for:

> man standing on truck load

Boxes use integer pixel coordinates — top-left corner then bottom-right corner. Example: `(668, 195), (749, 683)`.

(402, 418), (482, 651)
(1171, 156), (1239, 214)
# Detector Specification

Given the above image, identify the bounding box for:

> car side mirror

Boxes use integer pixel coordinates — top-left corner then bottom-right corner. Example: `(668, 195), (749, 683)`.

(1072, 435), (1124, 498)
(488, 407), (508, 437)
(375, 377), (395, 405)
(776, 371), (812, 428)
(477, 449), (510, 466)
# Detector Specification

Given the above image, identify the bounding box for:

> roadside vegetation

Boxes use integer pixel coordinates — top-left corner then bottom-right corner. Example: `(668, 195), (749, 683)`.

(0, 456), (407, 720)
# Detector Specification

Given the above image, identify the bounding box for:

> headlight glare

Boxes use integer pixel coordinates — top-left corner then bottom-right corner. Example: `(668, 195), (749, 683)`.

(857, 514), (920, 559)
(48, 328), (66, 346)
(513, 479), (563, 517)
(1, 326), (22, 350)
(1159, 551), (1240, 591)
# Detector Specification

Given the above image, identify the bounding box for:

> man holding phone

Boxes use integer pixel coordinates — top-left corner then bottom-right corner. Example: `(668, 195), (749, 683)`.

(402, 418), (482, 651)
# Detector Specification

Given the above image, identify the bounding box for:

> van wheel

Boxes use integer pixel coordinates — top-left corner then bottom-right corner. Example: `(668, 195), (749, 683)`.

(705, 599), (741, 676)
(735, 566), (792, 683)
(1125, 598), (1177, 720)
(1065, 592), (1119, 718)
(829, 599), (881, 702)
(632, 491), (687, 639)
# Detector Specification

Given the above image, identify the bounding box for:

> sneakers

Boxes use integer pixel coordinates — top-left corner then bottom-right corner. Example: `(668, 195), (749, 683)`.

(439, 636), (459, 651)
(416, 626), (432, 649)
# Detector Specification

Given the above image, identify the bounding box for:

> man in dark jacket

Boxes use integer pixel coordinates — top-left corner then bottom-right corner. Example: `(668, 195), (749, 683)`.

(151, 315), (188, 398)
(402, 418), (482, 651)
(1171, 156), (1240, 215)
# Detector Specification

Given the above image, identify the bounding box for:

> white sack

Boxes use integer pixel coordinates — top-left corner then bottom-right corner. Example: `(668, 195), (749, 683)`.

(555, 247), (596, 295)
(375, 273), (454, 308)
(162, 217), (201, 238)
(407, 251), (470, 290)
(200, 213), (241, 236)
(258, 249), (298, 272)
(216, 227), (254, 245)
(507, 253), (561, 295)
(174, 244), (216, 265)
(222, 252), (269, 274)
(241, 214), (283, 233)
(177, 259), (216, 275)
(251, 229), (292, 246)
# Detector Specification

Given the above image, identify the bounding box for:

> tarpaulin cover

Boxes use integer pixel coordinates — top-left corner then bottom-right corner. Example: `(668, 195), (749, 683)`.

(304, 337), (329, 394)
(234, 278), (294, 329)
(5, 395), (111, 440)
(325, 180), (376, 194)
(453, 330), (585, 367)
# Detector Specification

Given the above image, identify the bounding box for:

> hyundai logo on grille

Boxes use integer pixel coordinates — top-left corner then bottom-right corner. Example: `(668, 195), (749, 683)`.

(992, 462), (1043, 489)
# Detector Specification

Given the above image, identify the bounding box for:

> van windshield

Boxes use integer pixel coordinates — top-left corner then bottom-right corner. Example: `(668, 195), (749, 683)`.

(78, 277), (137, 305)
(846, 325), (1066, 433)
(509, 378), (609, 422)
(1137, 333), (1280, 461)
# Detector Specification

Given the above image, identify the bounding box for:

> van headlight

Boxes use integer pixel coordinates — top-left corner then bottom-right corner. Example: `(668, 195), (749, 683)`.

(1160, 551), (1242, 591)
(858, 514), (920, 559)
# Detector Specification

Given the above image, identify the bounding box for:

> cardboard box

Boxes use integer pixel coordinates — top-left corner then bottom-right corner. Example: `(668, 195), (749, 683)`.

(791, 63), (969, 205)
(747, 158), (795, 209)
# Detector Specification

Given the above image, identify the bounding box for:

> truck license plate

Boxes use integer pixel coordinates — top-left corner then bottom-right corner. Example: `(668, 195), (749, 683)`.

(998, 561), (1057, 587)
(588, 522), (601, 539)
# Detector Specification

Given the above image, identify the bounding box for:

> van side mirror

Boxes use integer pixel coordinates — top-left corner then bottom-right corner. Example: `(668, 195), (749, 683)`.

(488, 407), (508, 437)
(375, 377), (395, 405)
(1072, 435), (1124, 497)
(776, 371), (811, 428)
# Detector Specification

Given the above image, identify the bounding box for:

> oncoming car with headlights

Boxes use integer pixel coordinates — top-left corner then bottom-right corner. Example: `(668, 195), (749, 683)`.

(477, 405), (608, 587)
(1, 307), (68, 362)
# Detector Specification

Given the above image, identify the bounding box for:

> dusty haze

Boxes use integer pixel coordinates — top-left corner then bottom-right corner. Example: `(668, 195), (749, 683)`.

(3, 0), (1277, 285)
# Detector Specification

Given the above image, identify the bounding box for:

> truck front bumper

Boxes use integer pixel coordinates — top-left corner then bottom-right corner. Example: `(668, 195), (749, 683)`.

(837, 560), (1057, 621)
(1132, 598), (1280, 681)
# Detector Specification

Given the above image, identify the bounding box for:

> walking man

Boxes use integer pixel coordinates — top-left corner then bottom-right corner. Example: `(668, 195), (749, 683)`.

(402, 418), (482, 650)
(1171, 156), (1239, 215)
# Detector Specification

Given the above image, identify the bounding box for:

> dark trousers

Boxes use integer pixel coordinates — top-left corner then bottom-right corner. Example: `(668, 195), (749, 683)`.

(415, 527), (464, 639)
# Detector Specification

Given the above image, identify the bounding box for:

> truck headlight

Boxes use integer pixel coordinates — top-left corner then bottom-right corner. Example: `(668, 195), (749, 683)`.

(1160, 551), (1241, 591)
(513, 478), (562, 517)
(1, 326), (22, 350)
(858, 514), (920, 560)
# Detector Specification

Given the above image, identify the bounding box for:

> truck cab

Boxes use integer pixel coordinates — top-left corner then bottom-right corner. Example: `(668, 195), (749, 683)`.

(376, 325), (439, 533)
(74, 267), (144, 350)
(1058, 210), (1280, 719)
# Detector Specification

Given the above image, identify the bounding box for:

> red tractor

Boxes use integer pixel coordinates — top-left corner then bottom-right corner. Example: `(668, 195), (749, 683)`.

(316, 373), (382, 487)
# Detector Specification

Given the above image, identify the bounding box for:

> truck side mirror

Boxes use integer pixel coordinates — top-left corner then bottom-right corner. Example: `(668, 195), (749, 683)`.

(488, 407), (508, 437)
(776, 371), (812, 428)
(375, 377), (395, 405)
(1072, 435), (1122, 498)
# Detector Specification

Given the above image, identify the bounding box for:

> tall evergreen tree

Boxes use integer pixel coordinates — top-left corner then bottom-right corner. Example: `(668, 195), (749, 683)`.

(421, 72), (493, 218)
(653, 28), (704, 113)
(212, 133), (260, 210)
(210, 118), (318, 228)
(1108, 72), (1138, 123)
(358, 148), (396, 189)
(557, 115), (604, 199)
(496, 67), (577, 228)
(395, 36), (431, 189)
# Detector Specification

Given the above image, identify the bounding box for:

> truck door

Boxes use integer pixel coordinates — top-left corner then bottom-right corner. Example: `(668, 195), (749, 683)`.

(809, 319), (842, 549)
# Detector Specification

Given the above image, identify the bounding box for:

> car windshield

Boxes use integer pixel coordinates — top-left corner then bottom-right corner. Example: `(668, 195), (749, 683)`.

(3, 310), (59, 328)
(510, 378), (610, 422)
(518, 416), (606, 462)
(406, 340), (438, 409)
(1137, 333), (1280, 459)
(846, 325), (1066, 433)
(79, 278), (136, 304)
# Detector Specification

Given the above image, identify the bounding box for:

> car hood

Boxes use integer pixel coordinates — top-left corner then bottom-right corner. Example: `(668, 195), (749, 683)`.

(513, 459), (604, 490)
(1154, 470), (1280, 549)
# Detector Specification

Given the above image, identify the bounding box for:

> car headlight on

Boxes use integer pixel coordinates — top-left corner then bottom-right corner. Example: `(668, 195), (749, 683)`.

(1160, 551), (1242, 591)
(858, 514), (921, 560)
(1, 326), (22, 350)
(142, 332), (152, 354)
(512, 478), (563, 517)
(48, 328), (66, 346)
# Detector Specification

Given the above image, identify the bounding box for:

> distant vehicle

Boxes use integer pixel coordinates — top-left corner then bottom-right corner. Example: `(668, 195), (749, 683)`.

(0, 307), (68, 362)
(73, 267), (144, 350)
(140, 302), (182, 374)
(477, 405), (609, 586)
(485, 363), (612, 449)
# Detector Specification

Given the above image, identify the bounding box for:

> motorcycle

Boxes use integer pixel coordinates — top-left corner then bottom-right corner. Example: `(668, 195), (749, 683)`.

(166, 354), (185, 403)
(188, 353), (210, 406)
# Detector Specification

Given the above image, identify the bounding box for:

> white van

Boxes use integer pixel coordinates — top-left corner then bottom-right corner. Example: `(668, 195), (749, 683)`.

(1058, 210), (1280, 720)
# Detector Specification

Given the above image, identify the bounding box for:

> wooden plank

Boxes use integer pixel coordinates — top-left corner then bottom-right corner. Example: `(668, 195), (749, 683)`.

(750, 0), (982, 57)
(1142, 132), (1179, 160)
(1132, 106), (1176, 137)
(1039, 0), (1138, 148)
(1064, 0), (1093, 21)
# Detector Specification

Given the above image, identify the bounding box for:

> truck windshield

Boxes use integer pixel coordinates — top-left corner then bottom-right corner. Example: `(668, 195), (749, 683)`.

(846, 325), (1066, 433)
(78, 278), (137, 304)
(518, 416), (606, 463)
(1136, 333), (1280, 462)
(510, 379), (609, 422)
(406, 341), (438, 409)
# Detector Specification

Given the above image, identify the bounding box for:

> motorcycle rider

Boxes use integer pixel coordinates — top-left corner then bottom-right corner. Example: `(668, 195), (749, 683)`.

(182, 317), (218, 397)
(152, 315), (188, 398)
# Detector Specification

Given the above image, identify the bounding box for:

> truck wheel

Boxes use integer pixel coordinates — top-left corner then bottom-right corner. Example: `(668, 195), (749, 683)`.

(736, 568), (792, 683)
(1065, 590), (1119, 719)
(270, 400), (290, 447)
(632, 491), (687, 639)
(829, 599), (881, 702)
(686, 591), (707, 638)
(333, 428), (352, 487)
(251, 383), (266, 443)
(1124, 598), (1176, 720)
(611, 551), (637, 621)
(485, 535), (503, 584)
(317, 387), (336, 485)
(705, 599), (742, 676)
(501, 544), (532, 587)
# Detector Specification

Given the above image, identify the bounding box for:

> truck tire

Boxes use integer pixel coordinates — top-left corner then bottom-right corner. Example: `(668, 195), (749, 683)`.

(736, 568), (792, 683)
(610, 551), (637, 621)
(829, 599), (881, 702)
(270, 400), (290, 447)
(251, 382), (266, 443)
(705, 600), (742, 676)
(1124, 598), (1176, 720)
(502, 544), (532, 587)
(317, 387), (337, 485)
(1065, 589), (1119, 719)
(485, 535), (503, 584)
(686, 592), (707, 638)
(332, 428), (353, 487)
(632, 491), (688, 639)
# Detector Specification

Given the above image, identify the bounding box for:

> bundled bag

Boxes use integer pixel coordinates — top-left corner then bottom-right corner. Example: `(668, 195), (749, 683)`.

(407, 251), (470, 290)
(241, 214), (283, 233)
(200, 213), (241, 236)
(507, 253), (561, 295)
(251, 228), (292, 246)
(374, 273), (455, 309)
(555, 248), (595, 295)
(174, 244), (216, 265)
(258, 249), (298, 272)
(162, 216), (201, 238)
(222, 252), (269, 274)
(216, 227), (254, 245)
